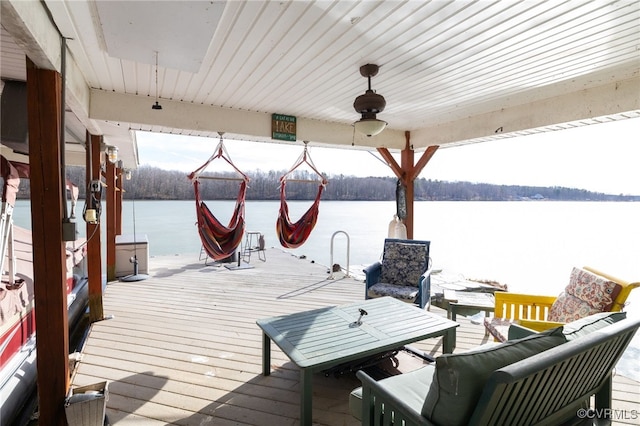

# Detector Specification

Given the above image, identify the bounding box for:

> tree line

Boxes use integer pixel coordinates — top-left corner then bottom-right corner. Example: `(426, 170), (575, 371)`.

(12, 165), (640, 202)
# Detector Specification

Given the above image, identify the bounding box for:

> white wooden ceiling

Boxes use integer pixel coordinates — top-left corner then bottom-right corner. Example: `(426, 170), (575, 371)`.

(2, 0), (639, 169)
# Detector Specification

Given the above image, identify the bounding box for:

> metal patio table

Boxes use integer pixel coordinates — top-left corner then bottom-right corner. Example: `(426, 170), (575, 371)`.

(256, 296), (458, 425)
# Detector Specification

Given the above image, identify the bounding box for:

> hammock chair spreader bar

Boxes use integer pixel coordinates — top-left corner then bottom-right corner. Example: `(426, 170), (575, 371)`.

(276, 142), (328, 249)
(197, 175), (247, 181)
(280, 178), (324, 184)
(189, 135), (249, 261)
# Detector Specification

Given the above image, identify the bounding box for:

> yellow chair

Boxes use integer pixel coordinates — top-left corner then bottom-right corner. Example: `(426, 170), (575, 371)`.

(484, 266), (639, 341)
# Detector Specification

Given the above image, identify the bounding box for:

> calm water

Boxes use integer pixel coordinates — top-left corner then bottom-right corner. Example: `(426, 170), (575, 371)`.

(14, 199), (640, 295)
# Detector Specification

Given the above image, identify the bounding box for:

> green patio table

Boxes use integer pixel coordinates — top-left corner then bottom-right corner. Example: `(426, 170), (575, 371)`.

(256, 296), (458, 425)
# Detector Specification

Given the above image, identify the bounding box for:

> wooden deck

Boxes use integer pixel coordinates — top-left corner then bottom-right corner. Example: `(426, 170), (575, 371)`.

(71, 249), (640, 425)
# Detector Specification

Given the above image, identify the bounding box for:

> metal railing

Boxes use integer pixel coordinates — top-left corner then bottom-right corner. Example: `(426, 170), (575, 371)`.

(329, 230), (350, 279)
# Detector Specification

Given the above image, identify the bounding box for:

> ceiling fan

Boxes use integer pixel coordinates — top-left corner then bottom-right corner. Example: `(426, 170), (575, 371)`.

(353, 64), (387, 137)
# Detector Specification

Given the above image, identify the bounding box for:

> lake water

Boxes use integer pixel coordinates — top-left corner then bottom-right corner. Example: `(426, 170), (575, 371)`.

(13, 199), (640, 298)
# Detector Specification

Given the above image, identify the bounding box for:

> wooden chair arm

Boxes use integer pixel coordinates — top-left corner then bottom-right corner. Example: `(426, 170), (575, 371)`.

(516, 318), (565, 332)
(495, 292), (557, 305)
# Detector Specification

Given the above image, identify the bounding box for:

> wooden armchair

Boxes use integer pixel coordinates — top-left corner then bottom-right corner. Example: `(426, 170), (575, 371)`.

(485, 266), (639, 341)
(363, 238), (432, 309)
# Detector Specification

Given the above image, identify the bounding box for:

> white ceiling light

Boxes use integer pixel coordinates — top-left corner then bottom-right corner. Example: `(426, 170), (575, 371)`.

(354, 117), (387, 137)
(353, 64), (387, 137)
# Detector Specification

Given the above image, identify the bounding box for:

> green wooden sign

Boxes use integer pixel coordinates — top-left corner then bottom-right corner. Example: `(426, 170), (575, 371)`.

(272, 113), (296, 141)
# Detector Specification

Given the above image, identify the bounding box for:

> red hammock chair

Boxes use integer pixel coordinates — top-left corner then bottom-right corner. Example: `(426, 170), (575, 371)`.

(188, 137), (250, 261)
(276, 144), (328, 249)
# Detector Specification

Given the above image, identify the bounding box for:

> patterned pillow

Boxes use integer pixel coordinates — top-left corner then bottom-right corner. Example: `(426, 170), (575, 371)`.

(379, 242), (428, 287)
(548, 267), (622, 323)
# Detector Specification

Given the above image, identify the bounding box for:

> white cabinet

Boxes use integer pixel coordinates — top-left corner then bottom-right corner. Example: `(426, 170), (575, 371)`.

(115, 234), (149, 277)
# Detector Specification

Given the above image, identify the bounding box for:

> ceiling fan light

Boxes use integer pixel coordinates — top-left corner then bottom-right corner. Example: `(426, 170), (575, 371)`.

(354, 118), (387, 137)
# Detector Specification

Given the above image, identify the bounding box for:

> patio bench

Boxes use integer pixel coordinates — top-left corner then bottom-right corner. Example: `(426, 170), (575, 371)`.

(351, 312), (640, 426)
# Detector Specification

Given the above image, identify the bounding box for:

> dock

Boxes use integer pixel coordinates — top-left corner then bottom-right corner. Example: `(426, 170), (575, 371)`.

(70, 249), (640, 425)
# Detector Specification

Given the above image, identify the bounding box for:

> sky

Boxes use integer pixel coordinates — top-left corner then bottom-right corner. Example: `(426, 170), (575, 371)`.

(135, 117), (640, 195)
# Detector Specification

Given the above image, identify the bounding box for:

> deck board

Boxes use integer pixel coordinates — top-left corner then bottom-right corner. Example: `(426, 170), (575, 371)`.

(71, 249), (640, 425)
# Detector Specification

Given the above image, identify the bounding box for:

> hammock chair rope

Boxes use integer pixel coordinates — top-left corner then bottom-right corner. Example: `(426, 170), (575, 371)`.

(279, 142), (327, 185)
(276, 143), (328, 249)
(188, 138), (249, 183)
(189, 136), (249, 261)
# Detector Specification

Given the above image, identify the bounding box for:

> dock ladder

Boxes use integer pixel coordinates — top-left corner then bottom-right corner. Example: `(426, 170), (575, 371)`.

(329, 230), (350, 279)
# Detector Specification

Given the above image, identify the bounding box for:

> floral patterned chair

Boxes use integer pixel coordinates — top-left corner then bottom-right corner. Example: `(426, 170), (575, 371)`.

(484, 266), (639, 342)
(363, 238), (432, 309)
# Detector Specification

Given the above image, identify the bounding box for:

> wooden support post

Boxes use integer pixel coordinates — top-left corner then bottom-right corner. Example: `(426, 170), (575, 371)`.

(106, 159), (117, 281)
(116, 165), (123, 236)
(87, 132), (104, 321)
(400, 133), (415, 238)
(26, 58), (69, 426)
(377, 131), (439, 240)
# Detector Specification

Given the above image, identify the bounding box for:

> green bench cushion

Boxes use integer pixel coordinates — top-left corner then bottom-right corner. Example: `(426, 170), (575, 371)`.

(421, 328), (566, 426)
(561, 311), (626, 341)
(506, 311), (626, 341)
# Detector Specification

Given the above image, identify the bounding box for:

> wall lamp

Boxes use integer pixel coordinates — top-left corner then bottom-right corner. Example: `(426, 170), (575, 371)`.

(106, 145), (118, 164)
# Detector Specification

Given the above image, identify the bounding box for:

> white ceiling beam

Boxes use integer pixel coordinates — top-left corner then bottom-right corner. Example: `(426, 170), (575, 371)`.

(91, 75), (640, 153)
(411, 76), (640, 148)
(89, 89), (408, 150)
(1, 0), (60, 71)
(2, 0), (100, 136)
